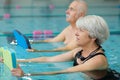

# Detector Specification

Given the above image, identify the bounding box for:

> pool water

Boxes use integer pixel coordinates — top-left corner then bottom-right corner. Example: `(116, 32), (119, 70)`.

(0, 34), (120, 80)
(0, 0), (120, 80)
(0, 42), (86, 80)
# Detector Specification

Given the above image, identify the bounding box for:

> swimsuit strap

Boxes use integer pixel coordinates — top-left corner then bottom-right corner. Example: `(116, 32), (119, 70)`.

(91, 46), (102, 54)
(73, 46), (105, 65)
(82, 46), (104, 63)
(82, 52), (106, 63)
(75, 46), (101, 60)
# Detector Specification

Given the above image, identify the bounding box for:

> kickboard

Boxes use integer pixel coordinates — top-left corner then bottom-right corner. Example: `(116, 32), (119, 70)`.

(13, 30), (31, 49)
(0, 47), (17, 70)
(0, 47), (3, 57)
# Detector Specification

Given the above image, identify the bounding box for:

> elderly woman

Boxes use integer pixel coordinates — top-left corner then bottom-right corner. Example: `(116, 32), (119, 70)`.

(11, 15), (120, 80)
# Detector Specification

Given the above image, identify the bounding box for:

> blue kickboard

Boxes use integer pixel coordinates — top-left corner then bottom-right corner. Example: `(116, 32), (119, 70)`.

(13, 30), (31, 49)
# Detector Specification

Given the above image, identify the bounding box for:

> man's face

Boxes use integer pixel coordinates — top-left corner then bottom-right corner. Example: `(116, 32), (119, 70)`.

(66, 1), (81, 24)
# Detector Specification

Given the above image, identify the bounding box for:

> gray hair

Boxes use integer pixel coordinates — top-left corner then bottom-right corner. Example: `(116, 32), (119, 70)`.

(74, 0), (88, 15)
(76, 15), (110, 45)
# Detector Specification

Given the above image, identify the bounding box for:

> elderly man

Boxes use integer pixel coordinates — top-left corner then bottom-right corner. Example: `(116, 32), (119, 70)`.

(28, 0), (88, 52)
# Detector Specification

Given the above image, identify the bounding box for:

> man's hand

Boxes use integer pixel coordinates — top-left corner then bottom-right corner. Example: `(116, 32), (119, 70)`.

(26, 48), (37, 52)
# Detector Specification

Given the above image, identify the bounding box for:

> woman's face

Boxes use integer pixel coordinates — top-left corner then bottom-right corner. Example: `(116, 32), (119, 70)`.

(75, 28), (93, 46)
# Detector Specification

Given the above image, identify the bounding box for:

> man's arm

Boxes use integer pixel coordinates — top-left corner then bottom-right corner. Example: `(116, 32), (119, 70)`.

(31, 27), (69, 43)
(26, 44), (77, 52)
(27, 37), (79, 52)
(53, 40), (79, 51)
(27, 48), (68, 52)
(17, 48), (78, 63)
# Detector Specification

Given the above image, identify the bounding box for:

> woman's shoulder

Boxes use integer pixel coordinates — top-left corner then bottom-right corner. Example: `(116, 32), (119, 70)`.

(72, 47), (82, 57)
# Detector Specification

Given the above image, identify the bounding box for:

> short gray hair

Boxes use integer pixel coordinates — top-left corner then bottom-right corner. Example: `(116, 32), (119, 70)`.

(76, 15), (110, 45)
(74, 0), (88, 15)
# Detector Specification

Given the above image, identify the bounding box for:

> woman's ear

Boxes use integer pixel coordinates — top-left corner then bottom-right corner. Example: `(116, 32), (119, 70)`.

(91, 37), (96, 41)
(88, 35), (97, 41)
(92, 38), (97, 41)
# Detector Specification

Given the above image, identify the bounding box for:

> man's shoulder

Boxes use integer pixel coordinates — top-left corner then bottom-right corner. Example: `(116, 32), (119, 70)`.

(60, 25), (71, 34)
(64, 25), (71, 30)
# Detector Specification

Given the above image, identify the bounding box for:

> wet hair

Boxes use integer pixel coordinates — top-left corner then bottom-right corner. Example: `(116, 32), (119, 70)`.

(76, 15), (110, 45)
(74, 0), (88, 16)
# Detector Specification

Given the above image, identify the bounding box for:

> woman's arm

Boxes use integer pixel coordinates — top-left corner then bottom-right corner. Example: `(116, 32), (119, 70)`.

(12, 55), (108, 77)
(30, 55), (108, 75)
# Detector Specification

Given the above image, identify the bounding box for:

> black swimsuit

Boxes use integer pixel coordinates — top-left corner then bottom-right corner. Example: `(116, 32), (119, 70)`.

(73, 46), (104, 65)
(73, 46), (120, 80)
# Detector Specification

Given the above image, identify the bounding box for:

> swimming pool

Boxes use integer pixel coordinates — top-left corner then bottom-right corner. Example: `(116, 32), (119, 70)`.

(0, 33), (120, 80)
(0, 23), (120, 80)
(0, 0), (120, 80)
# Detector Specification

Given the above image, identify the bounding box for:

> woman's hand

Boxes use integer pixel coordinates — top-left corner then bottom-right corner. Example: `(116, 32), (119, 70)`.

(0, 57), (3, 62)
(11, 65), (24, 77)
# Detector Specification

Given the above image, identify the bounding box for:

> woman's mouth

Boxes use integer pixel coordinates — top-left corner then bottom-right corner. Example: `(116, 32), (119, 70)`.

(76, 37), (79, 41)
